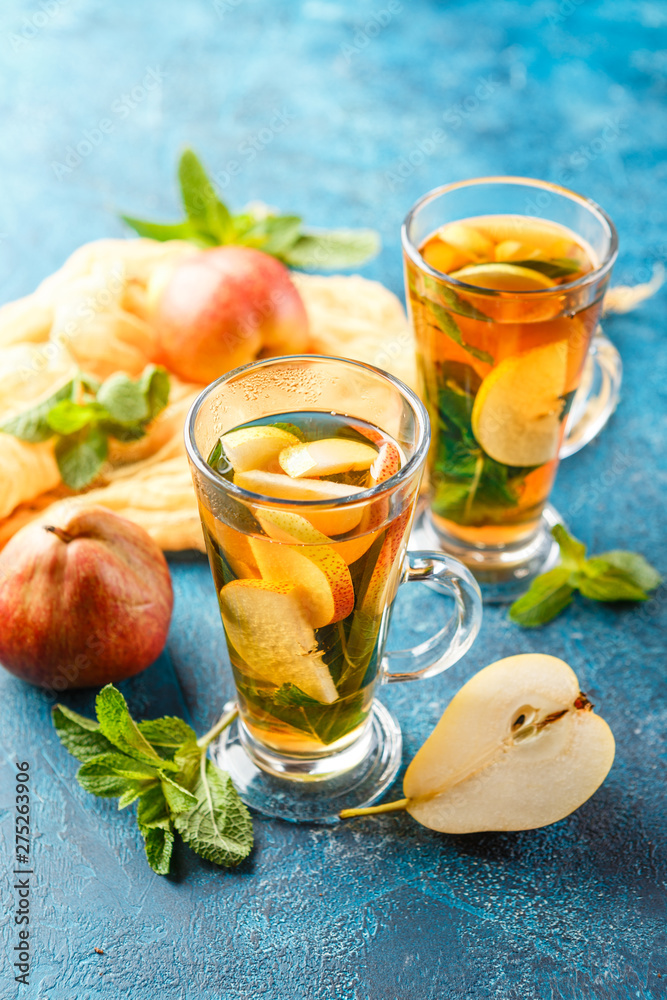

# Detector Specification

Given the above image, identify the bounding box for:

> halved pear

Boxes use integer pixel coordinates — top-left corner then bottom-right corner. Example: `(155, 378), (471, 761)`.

(342, 654), (615, 832)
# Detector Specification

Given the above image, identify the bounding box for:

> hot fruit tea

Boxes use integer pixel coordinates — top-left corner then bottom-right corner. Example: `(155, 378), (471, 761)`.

(202, 412), (416, 757)
(405, 214), (601, 547)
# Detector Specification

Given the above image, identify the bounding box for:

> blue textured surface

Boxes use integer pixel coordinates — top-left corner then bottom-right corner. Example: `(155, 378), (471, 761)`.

(1, 1), (666, 998)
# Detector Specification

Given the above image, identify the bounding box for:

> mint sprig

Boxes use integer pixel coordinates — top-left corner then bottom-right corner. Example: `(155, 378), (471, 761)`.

(121, 148), (380, 270)
(52, 685), (252, 875)
(509, 525), (662, 627)
(0, 365), (170, 490)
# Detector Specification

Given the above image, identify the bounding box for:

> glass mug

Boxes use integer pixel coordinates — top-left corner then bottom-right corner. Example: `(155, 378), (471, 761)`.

(402, 177), (620, 600)
(185, 355), (482, 823)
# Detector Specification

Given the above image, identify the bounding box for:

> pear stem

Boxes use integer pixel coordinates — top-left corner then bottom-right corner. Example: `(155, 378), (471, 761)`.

(197, 706), (238, 750)
(44, 525), (73, 544)
(339, 798), (409, 820)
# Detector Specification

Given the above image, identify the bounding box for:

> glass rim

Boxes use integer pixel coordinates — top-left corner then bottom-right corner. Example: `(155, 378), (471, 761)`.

(184, 354), (431, 509)
(401, 175), (619, 297)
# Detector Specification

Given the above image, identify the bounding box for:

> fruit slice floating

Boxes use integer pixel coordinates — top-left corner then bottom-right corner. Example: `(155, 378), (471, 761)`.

(201, 508), (259, 580)
(257, 509), (378, 566)
(220, 425), (299, 473)
(471, 340), (568, 466)
(494, 240), (544, 263)
(369, 442), (401, 487)
(451, 262), (556, 292)
(421, 240), (471, 275)
(403, 654), (615, 833)
(436, 222), (494, 261)
(341, 654), (615, 832)
(475, 217), (576, 260)
(249, 535), (354, 627)
(358, 508), (411, 617)
(218, 579), (337, 704)
(279, 437), (378, 479)
(235, 470), (365, 535)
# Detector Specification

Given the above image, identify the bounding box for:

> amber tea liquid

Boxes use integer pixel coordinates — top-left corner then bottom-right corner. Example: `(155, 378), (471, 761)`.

(202, 412), (415, 758)
(406, 214), (601, 547)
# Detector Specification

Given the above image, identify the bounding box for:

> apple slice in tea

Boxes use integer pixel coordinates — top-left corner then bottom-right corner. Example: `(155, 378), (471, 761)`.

(341, 654), (615, 832)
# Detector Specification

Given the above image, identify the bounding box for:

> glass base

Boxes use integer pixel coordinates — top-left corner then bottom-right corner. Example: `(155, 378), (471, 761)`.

(210, 701), (402, 824)
(411, 502), (563, 604)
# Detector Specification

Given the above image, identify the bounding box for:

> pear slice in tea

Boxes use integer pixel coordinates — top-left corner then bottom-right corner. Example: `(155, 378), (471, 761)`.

(341, 654), (615, 832)
(471, 340), (568, 467)
(218, 579), (337, 704)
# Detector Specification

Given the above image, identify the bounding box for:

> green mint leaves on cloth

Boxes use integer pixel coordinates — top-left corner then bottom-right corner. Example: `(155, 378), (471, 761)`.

(0, 366), (169, 491)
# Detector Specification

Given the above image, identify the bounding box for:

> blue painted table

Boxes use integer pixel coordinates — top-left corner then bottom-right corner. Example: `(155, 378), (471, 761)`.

(1, 1), (666, 997)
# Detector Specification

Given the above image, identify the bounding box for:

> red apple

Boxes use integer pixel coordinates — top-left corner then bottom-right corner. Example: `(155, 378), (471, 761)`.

(150, 245), (310, 384)
(0, 506), (173, 691)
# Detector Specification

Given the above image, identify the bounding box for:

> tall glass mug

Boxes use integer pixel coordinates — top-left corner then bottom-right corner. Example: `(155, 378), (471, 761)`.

(185, 356), (482, 822)
(403, 177), (619, 599)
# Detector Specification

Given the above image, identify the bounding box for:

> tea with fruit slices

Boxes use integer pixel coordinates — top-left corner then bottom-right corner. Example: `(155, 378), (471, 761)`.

(406, 214), (600, 546)
(202, 412), (415, 757)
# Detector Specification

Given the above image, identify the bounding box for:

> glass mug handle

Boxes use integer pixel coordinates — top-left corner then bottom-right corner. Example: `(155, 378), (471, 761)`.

(560, 328), (623, 459)
(382, 551), (482, 683)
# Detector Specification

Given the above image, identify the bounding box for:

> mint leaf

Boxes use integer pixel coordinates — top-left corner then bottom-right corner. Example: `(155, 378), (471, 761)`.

(138, 717), (197, 758)
(97, 372), (149, 423)
(55, 424), (108, 490)
(77, 751), (158, 792)
(282, 229), (380, 270)
(139, 365), (170, 421)
(161, 774), (198, 814)
(178, 149), (216, 223)
(173, 758), (253, 867)
(77, 756), (158, 801)
(136, 785), (175, 873)
(421, 296), (494, 365)
(508, 567), (575, 627)
(420, 273), (492, 323)
(272, 421), (306, 441)
(120, 216), (196, 241)
(47, 399), (107, 435)
(178, 149), (234, 244)
(52, 704), (117, 762)
(552, 524), (586, 570)
(137, 784), (171, 830)
(95, 686), (177, 771)
(141, 826), (174, 875)
(236, 214), (303, 255)
(596, 550), (661, 592)
(574, 560), (649, 602)
(0, 379), (75, 442)
(511, 258), (581, 279)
